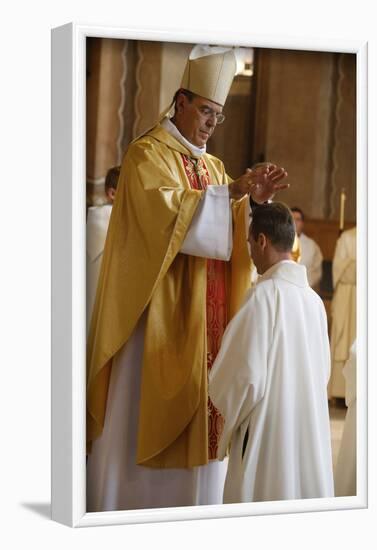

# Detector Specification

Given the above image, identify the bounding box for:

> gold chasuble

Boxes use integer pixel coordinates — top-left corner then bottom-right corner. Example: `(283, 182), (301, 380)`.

(86, 124), (252, 468)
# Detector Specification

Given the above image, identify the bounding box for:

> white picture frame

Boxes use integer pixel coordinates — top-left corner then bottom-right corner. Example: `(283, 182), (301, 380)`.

(51, 22), (368, 528)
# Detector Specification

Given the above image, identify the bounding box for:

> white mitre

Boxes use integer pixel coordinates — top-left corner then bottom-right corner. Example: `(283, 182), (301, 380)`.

(180, 44), (237, 106)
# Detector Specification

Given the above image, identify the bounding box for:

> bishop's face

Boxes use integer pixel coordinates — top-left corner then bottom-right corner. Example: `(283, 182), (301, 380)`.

(174, 93), (223, 147)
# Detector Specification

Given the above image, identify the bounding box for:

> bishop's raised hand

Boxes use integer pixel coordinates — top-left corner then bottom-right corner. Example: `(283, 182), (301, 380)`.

(248, 163), (289, 204)
(228, 162), (289, 202)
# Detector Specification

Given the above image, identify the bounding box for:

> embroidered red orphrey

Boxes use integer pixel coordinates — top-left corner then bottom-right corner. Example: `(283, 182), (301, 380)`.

(182, 154), (227, 460)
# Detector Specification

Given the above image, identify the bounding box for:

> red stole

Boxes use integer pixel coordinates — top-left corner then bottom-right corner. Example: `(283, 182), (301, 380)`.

(181, 154), (227, 459)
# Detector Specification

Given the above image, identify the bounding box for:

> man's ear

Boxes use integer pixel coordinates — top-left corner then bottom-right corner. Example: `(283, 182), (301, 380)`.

(258, 233), (267, 250)
(175, 92), (186, 113)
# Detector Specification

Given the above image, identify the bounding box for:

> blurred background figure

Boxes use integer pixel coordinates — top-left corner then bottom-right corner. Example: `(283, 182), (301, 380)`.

(329, 226), (356, 398)
(291, 206), (323, 290)
(334, 340), (356, 496)
(86, 165), (120, 329)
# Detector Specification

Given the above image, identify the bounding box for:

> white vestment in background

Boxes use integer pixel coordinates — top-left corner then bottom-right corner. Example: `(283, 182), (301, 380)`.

(209, 260), (334, 503)
(298, 232), (323, 288)
(335, 340), (356, 496)
(86, 186), (234, 512)
(329, 227), (356, 398)
(86, 204), (112, 329)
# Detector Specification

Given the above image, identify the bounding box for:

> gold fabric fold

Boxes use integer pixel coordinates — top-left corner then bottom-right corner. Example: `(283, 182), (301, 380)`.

(228, 198), (253, 320)
(87, 124), (252, 467)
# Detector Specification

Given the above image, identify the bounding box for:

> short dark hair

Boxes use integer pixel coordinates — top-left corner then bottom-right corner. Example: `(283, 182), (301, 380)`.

(172, 88), (197, 115)
(105, 165), (121, 192)
(173, 88), (196, 104)
(250, 202), (296, 252)
(290, 206), (305, 221)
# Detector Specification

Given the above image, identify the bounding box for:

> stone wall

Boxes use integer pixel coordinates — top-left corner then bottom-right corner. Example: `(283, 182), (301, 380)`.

(251, 48), (356, 224)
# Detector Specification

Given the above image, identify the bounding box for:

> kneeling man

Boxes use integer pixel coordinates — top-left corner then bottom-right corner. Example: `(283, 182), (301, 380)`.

(209, 202), (334, 503)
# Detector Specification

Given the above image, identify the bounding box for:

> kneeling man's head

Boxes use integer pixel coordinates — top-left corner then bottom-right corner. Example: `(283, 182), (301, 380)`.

(248, 202), (295, 275)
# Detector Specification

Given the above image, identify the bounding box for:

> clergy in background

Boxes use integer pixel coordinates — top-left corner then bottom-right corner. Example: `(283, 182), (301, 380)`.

(86, 165), (120, 328)
(209, 202), (334, 503)
(291, 206), (323, 290)
(329, 226), (356, 398)
(86, 45), (289, 512)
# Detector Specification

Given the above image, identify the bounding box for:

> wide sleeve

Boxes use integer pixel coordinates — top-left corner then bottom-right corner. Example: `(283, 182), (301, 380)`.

(308, 241), (323, 287)
(209, 284), (274, 458)
(332, 232), (355, 287)
(180, 184), (232, 260)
